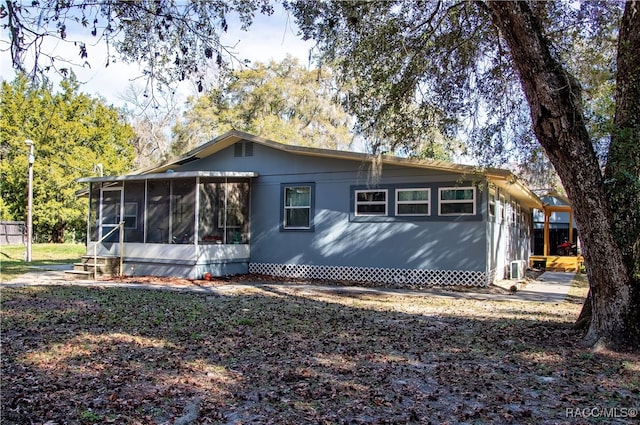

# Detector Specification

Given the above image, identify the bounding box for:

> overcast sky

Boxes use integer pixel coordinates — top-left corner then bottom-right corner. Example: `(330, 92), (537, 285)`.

(0, 5), (315, 108)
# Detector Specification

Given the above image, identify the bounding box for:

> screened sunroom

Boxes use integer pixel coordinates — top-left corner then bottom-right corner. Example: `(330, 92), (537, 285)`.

(78, 171), (256, 278)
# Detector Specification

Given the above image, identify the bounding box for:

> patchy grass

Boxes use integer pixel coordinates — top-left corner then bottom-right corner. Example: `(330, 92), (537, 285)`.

(0, 243), (85, 282)
(1, 283), (638, 424)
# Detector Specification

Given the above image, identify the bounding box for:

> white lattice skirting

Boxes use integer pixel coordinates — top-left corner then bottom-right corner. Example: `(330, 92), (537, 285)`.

(249, 263), (491, 287)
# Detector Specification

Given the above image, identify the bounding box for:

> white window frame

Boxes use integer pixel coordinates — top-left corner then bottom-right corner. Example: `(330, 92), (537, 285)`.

(355, 189), (388, 216)
(283, 185), (312, 229)
(438, 186), (476, 216)
(395, 188), (431, 216)
(511, 201), (517, 224)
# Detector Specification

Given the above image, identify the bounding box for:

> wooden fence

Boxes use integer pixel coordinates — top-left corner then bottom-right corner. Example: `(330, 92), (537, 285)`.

(0, 221), (26, 245)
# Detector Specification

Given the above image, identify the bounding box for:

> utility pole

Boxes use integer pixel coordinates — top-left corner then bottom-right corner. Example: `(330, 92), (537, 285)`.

(25, 139), (35, 262)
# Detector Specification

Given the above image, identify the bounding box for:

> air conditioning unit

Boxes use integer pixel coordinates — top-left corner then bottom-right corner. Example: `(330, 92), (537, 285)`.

(510, 260), (527, 281)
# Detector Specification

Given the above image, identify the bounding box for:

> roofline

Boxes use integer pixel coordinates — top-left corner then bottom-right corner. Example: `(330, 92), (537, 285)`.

(126, 129), (543, 209)
(78, 170), (258, 183)
(141, 129), (509, 175)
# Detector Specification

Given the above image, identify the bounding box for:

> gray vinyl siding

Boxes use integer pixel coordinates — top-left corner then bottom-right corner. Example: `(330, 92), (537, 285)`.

(177, 141), (489, 273)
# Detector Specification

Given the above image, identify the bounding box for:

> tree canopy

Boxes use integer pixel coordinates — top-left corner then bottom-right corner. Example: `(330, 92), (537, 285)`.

(171, 56), (355, 155)
(1, 0), (277, 91)
(0, 74), (135, 242)
(290, 1), (617, 166)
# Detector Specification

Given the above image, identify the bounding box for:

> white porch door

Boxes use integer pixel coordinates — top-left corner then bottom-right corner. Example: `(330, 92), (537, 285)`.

(100, 187), (124, 243)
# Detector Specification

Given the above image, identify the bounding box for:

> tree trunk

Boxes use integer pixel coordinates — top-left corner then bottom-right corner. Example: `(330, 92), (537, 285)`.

(574, 290), (592, 331)
(604, 0), (640, 347)
(486, 1), (638, 350)
(50, 222), (66, 243)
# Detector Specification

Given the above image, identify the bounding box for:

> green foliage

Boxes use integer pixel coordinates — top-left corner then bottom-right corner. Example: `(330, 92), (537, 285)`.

(288, 1), (622, 171)
(291, 1), (505, 160)
(171, 56), (355, 155)
(2, 0), (621, 170)
(79, 410), (103, 424)
(0, 74), (135, 241)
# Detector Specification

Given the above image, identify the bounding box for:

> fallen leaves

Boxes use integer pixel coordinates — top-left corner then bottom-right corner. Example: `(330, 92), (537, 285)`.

(1, 284), (638, 424)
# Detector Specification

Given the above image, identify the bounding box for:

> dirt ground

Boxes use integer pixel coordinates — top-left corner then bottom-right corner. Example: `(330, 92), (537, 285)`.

(3, 271), (637, 425)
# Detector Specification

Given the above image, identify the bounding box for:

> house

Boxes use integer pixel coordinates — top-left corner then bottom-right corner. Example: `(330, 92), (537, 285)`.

(77, 130), (542, 286)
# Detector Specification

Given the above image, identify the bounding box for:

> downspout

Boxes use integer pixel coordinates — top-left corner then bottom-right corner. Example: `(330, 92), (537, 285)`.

(168, 180), (174, 243)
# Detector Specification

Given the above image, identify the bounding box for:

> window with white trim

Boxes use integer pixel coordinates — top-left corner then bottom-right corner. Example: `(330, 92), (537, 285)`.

(283, 185), (312, 229)
(438, 187), (476, 216)
(396, 188), (430, 216)
(499, 194), (506, 223)
(355, 189), (388, 216)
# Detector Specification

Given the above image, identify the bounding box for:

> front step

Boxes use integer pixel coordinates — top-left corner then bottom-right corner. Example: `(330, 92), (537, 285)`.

(64, 270), (95, 280)
(66, 255), (121, 278)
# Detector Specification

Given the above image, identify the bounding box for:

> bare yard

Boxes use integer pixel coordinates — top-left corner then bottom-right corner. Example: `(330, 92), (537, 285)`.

(1, 278), (638, 424)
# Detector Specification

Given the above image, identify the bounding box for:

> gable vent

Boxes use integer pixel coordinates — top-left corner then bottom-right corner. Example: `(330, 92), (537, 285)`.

(234, 141), (254, 157)
(244, 142), (253, 156)
(234, 142), (243, 157)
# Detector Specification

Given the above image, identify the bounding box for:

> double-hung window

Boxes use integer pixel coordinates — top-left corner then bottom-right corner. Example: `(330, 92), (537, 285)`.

(438, 187), (476, 216)
(283, 184), (313, 229)
(396, 188), (430, 216)
(355, 189), (388, 216)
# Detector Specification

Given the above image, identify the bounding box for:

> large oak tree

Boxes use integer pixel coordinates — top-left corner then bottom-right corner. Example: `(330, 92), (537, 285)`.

(486, 1), (638, 349)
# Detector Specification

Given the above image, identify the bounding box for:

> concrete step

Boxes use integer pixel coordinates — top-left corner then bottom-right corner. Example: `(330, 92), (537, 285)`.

(64, 270), (95, 280)
(79, 255), (117, 265)
(74, 256), (121, 276)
